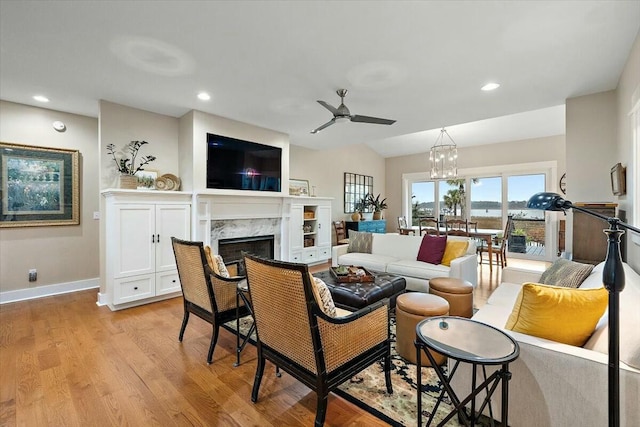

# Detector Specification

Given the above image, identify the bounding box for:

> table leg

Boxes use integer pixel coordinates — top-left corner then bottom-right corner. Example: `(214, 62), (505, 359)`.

(501, 363), (512, 427)
(486, 236), (493, 272)
(416, 339), (422, 426)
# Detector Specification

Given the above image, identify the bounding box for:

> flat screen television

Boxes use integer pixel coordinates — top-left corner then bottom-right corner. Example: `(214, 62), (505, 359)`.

(206, 133), (282, 192)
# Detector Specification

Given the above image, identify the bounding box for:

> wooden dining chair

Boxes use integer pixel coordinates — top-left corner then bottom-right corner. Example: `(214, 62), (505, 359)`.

(418, 217), (439, 236)
(397, 216), (414, 235)
(333, 221), (349, 245)
(478, 217), (513, 268)
(445, 219), (470, 236)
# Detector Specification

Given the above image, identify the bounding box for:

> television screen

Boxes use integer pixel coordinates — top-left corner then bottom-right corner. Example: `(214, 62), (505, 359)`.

(206, 133), (281, 192)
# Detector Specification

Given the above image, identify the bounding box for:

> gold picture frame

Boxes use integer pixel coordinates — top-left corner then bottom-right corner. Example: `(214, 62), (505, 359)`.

(289, 178), (310, 196)
(1, 142), (80, 228)
(610, 163), (626, 196)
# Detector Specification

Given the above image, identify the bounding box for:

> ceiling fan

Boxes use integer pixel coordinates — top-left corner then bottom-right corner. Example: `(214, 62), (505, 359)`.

(310, 89), (396, 134)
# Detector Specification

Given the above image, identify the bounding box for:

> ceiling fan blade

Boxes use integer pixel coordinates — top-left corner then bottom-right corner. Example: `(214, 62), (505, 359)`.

(351, 115), (396, 125)
(317, 100), (339, 115)
(310, 118), (336, 134)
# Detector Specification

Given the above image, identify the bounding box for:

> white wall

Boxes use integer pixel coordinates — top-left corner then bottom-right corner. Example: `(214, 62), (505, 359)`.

(0, 101), (99, 293)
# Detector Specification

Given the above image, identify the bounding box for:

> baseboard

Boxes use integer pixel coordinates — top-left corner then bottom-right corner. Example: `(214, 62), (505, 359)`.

(0, 278), (100, 305)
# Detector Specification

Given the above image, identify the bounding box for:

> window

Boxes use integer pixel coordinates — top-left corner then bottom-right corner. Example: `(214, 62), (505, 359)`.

(411, 181), (435, 225)
(469, 176), (502, 232)
(344, 172), (373, 213)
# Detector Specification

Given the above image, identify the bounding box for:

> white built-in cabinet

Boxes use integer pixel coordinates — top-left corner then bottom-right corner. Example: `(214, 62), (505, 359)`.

(102, 190), (191, 310)
(289, 198), (331, 265)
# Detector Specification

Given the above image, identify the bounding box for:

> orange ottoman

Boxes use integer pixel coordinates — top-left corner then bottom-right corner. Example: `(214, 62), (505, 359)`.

(396, 293), (449, 365)
(429, 277), (474, 318)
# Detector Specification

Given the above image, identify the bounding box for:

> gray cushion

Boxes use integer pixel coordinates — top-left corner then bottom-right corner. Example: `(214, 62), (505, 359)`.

(347, 230), (373, 254)
(539, 258), (594, 288)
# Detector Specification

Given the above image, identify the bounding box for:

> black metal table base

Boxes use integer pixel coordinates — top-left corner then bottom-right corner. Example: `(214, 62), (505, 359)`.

(416, 342), (513, 427)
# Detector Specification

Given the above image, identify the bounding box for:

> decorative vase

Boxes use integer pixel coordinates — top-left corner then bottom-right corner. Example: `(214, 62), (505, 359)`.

(373, 211), (383, 220)
(119, 174), (138, 189)
(351, 212), (361, 221)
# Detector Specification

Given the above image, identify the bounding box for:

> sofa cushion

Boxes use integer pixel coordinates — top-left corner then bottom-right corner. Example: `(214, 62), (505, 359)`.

(417, 234), (447, 264)
(441, 240), (469, 267)
(539, 258), (594, 288)
(583, 263), (640, 369)
(347, 230), (373, 254)
(337, 252), (398, 273)
(505, 283), (608, 346)
(371, 233), (423, 260)
(386, 259), (450, 279)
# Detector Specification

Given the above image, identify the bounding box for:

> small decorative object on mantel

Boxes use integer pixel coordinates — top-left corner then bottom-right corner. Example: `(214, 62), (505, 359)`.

(289, 178), (310, 196)
(156, 173), (181, 191)
(106, 140), (156, 189)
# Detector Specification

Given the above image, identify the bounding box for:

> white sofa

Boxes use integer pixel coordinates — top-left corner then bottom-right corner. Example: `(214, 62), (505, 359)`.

(331, 233), (478, 292)
(451, 261), (640, 427)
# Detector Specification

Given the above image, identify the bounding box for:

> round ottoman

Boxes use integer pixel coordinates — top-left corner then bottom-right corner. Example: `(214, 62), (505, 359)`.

(429, 277), (474, 318)
(396, 293), (449, 365)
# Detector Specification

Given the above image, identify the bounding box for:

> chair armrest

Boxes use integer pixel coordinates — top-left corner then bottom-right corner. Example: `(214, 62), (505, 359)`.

(208, 268), (245, 312)
(316, 301), (389, 372)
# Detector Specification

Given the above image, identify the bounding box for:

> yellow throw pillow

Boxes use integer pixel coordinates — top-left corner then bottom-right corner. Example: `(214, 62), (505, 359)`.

(505, 283), (608, 347)
(203, 245), (221, 276)
(440, 240), (469, 266)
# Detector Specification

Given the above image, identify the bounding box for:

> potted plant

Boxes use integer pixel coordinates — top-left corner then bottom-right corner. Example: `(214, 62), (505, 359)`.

(509, 228), (527, 253)
(106, 141), (156, 189)
(365, 193), (388, 220)
(352, 199), (367, 221)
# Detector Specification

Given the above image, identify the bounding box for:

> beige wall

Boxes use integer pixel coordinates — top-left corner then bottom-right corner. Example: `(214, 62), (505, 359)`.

(289, 143), (386, 240)
(384, 135), (566, 228)
(99, 100), (180, 189)
(0, 101), (99, 292)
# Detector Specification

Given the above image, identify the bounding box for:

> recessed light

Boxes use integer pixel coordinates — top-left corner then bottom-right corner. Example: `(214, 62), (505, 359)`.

(33, 95), (50, 102)
(197, 92), (211, 101)
(481, 83), (500, 91)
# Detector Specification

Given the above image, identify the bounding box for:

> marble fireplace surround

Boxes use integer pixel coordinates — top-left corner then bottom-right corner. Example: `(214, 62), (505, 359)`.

(195, 193), (288, 260)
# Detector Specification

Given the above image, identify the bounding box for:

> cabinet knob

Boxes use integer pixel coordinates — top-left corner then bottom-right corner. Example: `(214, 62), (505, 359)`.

(134, 286), (138, 290)
(172, 280), (176, 283)
(152, 235), (155, 243)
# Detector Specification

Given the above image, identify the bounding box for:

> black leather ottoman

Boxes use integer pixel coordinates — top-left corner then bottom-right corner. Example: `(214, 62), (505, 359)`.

(313, 270), (406, 310)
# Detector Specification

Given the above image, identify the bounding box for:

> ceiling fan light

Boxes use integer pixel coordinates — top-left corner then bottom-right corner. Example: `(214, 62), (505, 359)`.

(335, 116), (350, 123)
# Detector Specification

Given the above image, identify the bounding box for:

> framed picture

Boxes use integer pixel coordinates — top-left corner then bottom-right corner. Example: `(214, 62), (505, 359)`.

(289, 178), (310, 196)
(610, 163), (626, 196)
(0, 142), (80, 228)
(135, 169), (158, 189)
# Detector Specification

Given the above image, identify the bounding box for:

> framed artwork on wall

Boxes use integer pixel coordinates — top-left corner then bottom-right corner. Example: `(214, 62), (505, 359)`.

(610, 163), (626, 196)
(0, 142), (80, 228)
(135, 169), (158, 189)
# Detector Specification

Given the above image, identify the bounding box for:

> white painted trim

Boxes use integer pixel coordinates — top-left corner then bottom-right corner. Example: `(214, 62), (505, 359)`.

(96, 292), (109, 306)
(0, 278), (100, 305)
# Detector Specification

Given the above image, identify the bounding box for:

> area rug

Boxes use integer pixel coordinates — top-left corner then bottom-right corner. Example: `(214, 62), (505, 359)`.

(224, 316), (467, 426)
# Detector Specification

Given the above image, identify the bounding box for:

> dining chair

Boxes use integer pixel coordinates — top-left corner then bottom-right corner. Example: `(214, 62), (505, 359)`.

(397, 216), (414, 235)
(243, 253), (392, 427)
(333, 221), (350, 245)
(445, 219), (470, 236)
(171, 237), (249, 364)
(478, 217), (513, 268)
(418, 217), (440, 235)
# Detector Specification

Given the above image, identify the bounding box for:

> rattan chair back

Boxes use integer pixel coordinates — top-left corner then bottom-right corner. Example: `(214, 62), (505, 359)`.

(172, 239), (213, 313)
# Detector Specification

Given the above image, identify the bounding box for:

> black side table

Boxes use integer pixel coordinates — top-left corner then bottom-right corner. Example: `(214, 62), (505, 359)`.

(415, 316), (519, 426)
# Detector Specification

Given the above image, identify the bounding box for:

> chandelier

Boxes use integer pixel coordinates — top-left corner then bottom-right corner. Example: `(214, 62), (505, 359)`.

(429, 128), (458, 179)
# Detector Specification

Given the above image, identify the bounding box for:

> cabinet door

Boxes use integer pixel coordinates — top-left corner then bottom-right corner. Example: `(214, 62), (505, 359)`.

(316, 205), (331, 247)
(155, 205), (191, 272)
(290, 204), (304, 252)
(114, 204), (155, 278)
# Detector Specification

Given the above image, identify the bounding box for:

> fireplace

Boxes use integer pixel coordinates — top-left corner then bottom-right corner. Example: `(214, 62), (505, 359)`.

(218, 235), (275, 275)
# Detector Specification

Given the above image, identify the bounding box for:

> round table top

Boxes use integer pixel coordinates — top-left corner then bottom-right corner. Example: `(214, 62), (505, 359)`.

(416, 316), (519, 365)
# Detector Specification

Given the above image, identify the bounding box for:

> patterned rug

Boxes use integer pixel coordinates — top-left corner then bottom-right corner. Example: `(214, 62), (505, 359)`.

(224, 315), (466, 426)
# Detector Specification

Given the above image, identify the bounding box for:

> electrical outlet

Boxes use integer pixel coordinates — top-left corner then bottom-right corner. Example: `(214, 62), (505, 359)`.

(93, 211), (100, 220)
(28, 269), (37, 282)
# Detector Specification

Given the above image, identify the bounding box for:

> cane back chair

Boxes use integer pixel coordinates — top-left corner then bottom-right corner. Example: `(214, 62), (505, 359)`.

(171, 237), (249, 364)
(243, 253), (393, 427)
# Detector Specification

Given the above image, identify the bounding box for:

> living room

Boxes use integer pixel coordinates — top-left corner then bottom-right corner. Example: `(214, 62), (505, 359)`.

(1, 2), (639, 426)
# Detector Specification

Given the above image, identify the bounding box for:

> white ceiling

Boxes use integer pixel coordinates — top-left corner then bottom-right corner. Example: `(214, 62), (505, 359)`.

(1, 1), (638, 157)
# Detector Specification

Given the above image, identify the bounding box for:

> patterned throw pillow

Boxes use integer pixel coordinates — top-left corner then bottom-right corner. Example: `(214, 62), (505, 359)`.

(347, 230), (373, 253)
(309, 273), (337, 317)
(214, 255), (230, 278)
(203, 245), (221, 275)
(539, 258), (594, 288)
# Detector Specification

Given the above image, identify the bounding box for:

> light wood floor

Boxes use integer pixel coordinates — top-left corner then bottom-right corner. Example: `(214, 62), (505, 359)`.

(0, 258), (547, 427)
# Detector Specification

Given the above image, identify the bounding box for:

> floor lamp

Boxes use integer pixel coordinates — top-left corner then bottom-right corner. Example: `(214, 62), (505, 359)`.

(527, 192), (640, 427)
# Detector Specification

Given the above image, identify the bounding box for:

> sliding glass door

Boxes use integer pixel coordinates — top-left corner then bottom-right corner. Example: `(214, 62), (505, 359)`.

(507, 174), (546, 259)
